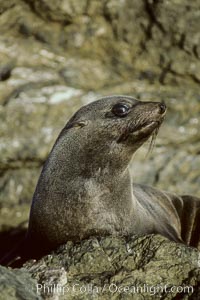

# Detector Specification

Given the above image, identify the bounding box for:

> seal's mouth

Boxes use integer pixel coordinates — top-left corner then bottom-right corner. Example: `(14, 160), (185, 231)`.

(117, 120), (162, 143)
(131, 120), (160, 137)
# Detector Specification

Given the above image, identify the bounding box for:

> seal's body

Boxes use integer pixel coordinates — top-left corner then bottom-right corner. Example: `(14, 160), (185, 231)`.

(1, 95), (199, 266)
(27, 95), (200, 253)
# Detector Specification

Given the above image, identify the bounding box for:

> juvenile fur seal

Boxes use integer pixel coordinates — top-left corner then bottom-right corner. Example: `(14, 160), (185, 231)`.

(1, 95), (200, 266)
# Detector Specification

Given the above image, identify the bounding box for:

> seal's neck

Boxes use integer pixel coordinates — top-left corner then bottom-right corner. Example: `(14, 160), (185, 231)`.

(40, 135), (137, 216)
(30, 130), (140, 243)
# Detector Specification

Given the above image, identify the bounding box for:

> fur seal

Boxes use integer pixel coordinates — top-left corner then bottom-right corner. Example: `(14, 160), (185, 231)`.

(1, 95), (200, 265)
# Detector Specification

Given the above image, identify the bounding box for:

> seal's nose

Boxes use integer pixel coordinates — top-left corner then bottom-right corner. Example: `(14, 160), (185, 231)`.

(159, 102), (166, 114)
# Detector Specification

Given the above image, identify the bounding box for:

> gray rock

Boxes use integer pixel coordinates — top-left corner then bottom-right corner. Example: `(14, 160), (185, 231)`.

(26, 0), (88, 22)
(0, 265), (41, 300)
(24, 235), (200, 299)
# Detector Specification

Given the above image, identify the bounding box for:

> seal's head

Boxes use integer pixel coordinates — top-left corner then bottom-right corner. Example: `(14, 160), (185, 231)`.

(60, 95), (166, 172)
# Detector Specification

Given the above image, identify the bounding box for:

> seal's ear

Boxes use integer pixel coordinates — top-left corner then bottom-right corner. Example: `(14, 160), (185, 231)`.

(67, 120), (89, 130)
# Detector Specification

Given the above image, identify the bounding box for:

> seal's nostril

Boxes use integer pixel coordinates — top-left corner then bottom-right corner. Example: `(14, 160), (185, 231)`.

(159, 102), (166, 114)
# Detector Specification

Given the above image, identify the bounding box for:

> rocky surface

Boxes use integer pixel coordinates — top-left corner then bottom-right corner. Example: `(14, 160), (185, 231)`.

(0, 0), (200, 299)
(1, 235), (199, 300)
(0, 265), (41, 300)
(0, 0), (200, 231)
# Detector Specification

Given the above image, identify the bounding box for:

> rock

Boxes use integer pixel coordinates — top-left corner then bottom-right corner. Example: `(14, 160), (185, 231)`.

(26, 0), (88, 23)
(59, 58), (118, 90)
(0, 63), (14, 81)
(24, 235), (200, 299)
(1, 235), (199, 299)
(0, 265), (41, 300)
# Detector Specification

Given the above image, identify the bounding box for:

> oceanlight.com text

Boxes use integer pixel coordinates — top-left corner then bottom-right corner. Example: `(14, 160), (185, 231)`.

(36, 283), (193, 296)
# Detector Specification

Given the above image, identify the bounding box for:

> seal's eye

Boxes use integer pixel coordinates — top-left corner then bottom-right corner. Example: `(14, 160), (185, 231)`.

(111, 103), (130, 117)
